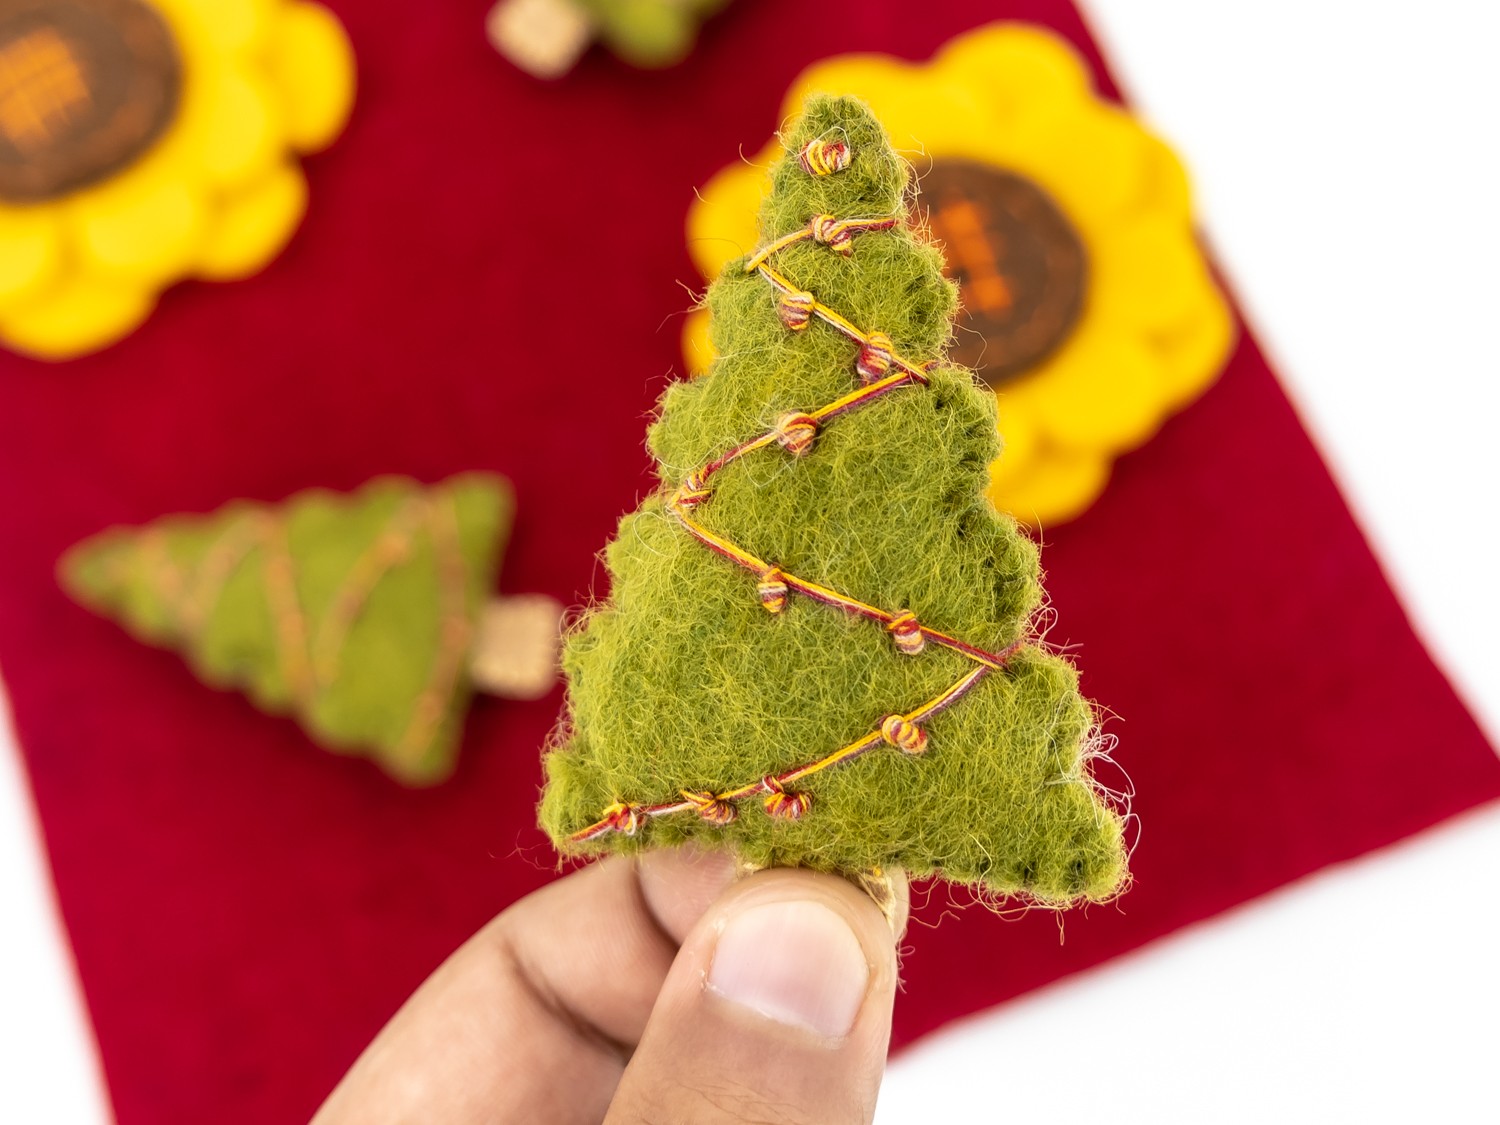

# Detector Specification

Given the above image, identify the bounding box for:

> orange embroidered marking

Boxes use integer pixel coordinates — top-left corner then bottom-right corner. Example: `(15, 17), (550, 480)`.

(746, 214), (897, 269)
(570, 664), (997, 843)
(887, 611), (926, 656)
(776, 288), (815, 330)
(0, 27), (90, 152)
(856, 331), (894, 384)
(880, 714), (928, 755)
(393, 493), (474, 766)
(600, 801), (645, 836)
(756, 567), (789, 614)
(773, 411), (818, 455)
(670, 512), (1013, 671)
(258, 513), (315, 707)
(177, 517), (262, 635)
(932, 196), (1014, 314)
(681, 789), (738, 825)
(570, 145), (1022, 844)
(763, 777), (812, 820)
(135, 528), (185, 608)
(314, 497), (427, 685)
(673, 469), (712, 507)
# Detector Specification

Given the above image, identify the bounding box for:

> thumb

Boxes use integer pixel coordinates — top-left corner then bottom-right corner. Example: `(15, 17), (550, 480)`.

(604, 866), (906, 1125)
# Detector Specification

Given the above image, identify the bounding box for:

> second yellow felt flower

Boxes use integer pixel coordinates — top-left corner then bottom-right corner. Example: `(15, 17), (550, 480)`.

(684, 23), (1234, 525)
(0, 0), (355, 360)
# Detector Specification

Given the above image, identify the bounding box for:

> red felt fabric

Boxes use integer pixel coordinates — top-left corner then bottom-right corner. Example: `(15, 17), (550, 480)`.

(1, 1), (1495, 1121)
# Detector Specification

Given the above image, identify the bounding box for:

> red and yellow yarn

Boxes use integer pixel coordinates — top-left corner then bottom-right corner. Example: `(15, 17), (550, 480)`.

(798, 136), (850, 177)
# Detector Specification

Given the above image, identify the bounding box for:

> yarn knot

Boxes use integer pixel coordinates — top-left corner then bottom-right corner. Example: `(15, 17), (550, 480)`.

(757, 567), (789, 613)
(799, 137), (850, 177)
(681, 789), (738, 826)
(774, 412), (819, 456)
(880, 714), (929, 755)
(887, 610), (926, 655)
(674, 470), (712, 507)
(602, 801), (644, 836)
(776, 288), (816, 331)
(856, 332), (894, 384)
(810, 214), (854, 254)
(762, 776), (812, 820)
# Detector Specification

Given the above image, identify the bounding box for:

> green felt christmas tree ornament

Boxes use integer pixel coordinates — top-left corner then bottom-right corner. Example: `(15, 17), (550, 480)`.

(540, 95), (1130, 905)
(487, 0), (728, 79)
(61, 473), (561, 785)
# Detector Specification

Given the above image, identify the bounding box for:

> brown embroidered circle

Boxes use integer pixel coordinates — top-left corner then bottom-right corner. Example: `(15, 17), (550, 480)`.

(922, 160), (1087, 386)
(0, 0), (180, 203)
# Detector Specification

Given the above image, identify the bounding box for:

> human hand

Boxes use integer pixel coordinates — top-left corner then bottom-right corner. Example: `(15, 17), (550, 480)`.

(312, 848), (909, 1124)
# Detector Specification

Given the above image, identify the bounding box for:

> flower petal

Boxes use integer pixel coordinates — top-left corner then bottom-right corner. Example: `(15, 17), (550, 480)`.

(1152, 282), (1237, 410)
(934, 22), (1092, 111)
(70, 172), (206, 283)
(993, 393), (1041, 480)
(786, 55), (934, 148)
(1130, 131), (1192, 226)
(987, 443), (1110, 528)
(0, 207), (62, 308)
(1091, 216), (1212, 333)
(197, 162), (307, 280)
(176, 67), (281, 188)
(0, 277), (154, 359)
(686, 156), (765, 280)
(1009, 321), (1165, 454)
(790, 57), (1000, 164)
(155, 0), (275, 57)
(1018, 102), (1151, 231)
(266, 2), (356, 153)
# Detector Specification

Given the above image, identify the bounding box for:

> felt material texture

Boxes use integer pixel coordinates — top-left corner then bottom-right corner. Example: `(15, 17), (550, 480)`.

(0, 3), (1495, 1123)
(543, 95), (1127, 902)
(60, 473), (512, 783)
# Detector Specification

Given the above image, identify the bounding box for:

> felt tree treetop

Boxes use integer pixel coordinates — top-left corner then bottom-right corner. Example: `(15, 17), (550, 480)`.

(62, 473), (560, 785)
(541, 95), (1129, 905)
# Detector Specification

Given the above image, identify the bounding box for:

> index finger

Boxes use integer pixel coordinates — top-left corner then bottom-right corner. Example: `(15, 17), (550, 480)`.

(312, 847), (736, 1125)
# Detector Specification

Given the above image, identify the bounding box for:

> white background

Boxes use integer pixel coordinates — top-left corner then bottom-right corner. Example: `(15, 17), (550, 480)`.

(3, 2), (1497, 1121)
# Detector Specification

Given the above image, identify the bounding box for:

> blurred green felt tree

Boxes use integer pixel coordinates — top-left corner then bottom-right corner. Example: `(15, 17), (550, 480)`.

(63, 473), (559, 785)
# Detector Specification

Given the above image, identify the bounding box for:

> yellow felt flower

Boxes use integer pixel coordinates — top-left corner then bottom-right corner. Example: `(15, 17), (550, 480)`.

(684, 23), (1234, 525)
(0, 0), (354, 360)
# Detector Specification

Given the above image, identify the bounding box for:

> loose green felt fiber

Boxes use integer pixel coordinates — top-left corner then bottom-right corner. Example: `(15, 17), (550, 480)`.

(541, 95), (1128, 904)
(60, 473), (513, 785)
